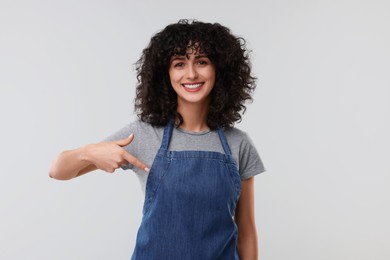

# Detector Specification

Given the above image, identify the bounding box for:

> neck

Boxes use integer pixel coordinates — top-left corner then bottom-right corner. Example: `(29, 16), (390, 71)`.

(176, 100), (210, 132)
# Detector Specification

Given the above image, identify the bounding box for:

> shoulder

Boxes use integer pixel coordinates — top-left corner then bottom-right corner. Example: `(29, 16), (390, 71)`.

(224, 126), (254, 148)
(120, 119), (164, 134)
(223, 126), (266, 179)
(135, 119), (164, 138)
(102, 119), (163, 142)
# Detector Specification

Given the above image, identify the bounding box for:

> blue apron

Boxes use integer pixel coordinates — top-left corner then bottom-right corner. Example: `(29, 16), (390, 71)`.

(131, 122), (242, 259)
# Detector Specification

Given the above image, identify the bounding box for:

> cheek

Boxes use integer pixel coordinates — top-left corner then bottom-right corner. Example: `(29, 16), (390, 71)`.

(207, 69), (216, 83)
(169, 70), (182, 83)
(207, 65), (216, 77)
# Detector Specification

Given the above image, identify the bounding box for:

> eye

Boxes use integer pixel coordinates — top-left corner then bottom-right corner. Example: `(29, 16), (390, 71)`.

(196, 58), (211, 66)
(173, 62), (185, 68)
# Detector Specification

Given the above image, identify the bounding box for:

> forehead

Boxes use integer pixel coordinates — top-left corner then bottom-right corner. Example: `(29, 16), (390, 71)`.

(171, 46), (207, 60)
(170, 52), (208, 59)
(172, 41), (206, 56)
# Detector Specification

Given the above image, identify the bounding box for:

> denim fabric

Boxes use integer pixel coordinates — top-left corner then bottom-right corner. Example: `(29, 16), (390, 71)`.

(131, 122), (242, 260)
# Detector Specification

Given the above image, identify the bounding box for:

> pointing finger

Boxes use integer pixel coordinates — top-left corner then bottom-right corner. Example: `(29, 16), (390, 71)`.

(122, 151), (149, 172)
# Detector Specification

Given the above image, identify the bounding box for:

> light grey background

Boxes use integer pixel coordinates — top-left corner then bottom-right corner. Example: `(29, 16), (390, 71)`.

(1, 0), (389, 259)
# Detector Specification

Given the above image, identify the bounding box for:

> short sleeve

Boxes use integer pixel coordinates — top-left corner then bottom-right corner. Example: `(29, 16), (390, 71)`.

(238, 133), (266, 180)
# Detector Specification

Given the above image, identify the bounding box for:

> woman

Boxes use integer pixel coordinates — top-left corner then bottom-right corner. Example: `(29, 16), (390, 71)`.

(49, 19), (265, 259)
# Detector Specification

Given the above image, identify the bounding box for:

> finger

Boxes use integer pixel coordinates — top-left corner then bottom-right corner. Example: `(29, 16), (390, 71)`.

(115, 133), (134, 147)
(122, 151), (149, 172)
(106, 168), (115, 173)
(119, 158), (130, 168)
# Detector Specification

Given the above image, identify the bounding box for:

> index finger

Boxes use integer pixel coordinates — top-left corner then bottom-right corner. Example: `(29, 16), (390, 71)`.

(122, 151), (149, 172)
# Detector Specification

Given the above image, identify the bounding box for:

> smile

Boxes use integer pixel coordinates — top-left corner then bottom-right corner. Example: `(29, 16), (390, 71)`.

(182, 83), (204, 91)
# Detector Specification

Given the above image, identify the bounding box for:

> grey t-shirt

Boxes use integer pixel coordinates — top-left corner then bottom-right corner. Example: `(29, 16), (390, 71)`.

(103, 120), (265, 194)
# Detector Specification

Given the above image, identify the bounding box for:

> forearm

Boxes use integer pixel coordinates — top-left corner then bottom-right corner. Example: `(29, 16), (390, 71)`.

(235, 177), (258, 259)
(49, 145), (92, 180)
(237, 228), (258, 260)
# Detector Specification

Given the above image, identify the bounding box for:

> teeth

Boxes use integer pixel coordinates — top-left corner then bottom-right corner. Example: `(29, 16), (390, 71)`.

(183, 83), (202, 89)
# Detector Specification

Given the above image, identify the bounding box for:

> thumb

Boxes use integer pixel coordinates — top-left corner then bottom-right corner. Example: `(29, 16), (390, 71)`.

(115, 133), (134, 147)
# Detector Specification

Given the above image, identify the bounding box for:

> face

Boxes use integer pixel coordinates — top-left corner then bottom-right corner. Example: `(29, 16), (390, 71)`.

(168, 49), (216, 107)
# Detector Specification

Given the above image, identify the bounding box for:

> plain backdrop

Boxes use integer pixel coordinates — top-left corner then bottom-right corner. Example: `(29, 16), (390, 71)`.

(1, 0), (389, 259)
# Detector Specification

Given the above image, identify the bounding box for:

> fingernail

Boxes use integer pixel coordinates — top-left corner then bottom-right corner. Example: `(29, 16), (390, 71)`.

(128, 133), (134, 138)
(144, 167), (150, 172)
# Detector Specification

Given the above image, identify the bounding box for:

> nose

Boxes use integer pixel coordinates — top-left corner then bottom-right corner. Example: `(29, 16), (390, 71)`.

(186, 64), (198, 79)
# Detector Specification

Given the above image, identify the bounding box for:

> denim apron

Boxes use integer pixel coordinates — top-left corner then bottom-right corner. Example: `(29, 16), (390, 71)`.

(131, 122), (242, 259)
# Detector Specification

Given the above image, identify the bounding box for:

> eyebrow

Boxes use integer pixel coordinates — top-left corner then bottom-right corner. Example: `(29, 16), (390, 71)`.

(170, 54), (209, 61)
(170, 56), (186, 61)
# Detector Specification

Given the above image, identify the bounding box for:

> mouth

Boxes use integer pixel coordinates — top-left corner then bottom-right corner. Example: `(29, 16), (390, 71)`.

(181, 82), (204, 92)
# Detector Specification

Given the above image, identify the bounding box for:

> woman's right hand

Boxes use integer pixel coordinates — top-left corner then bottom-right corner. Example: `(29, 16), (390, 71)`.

(49, 134), (149, 180)
(83, 134), (149, 173)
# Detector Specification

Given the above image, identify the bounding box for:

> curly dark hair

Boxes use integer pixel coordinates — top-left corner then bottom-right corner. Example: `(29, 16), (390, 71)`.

(134, 19), (256, 130)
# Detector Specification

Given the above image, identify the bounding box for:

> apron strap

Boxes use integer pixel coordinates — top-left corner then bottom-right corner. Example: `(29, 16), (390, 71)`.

(217, 127), (232, 156)
(160, 120), (173, 150)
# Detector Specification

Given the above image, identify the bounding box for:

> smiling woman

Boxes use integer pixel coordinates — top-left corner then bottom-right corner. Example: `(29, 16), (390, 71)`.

(49, 19), (265, 259)
(134, 20), (256, 131)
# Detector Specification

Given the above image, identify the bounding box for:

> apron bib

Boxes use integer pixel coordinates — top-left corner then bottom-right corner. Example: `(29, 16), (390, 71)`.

(131, 122), (242, 259)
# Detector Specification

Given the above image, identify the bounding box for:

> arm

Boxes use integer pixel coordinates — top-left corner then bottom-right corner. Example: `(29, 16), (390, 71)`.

(49, 134), (149, 180)
(235, 176), (258, 260)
